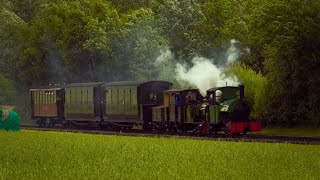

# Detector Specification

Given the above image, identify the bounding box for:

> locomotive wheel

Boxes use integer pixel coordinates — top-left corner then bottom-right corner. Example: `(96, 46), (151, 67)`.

(143, 124), (153, 131)
(40, 119), (46, 127)
(243, 127), (249, 135)
(36, 119), (42, 127)
(62, 121), (70, 128)
(173, 127), (178, 133)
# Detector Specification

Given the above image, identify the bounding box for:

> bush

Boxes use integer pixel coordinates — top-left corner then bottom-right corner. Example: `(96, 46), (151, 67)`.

(223, 65), (267, 120)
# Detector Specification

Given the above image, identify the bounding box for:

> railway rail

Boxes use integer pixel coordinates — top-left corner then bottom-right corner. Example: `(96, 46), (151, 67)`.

(21, 125), (320, 145)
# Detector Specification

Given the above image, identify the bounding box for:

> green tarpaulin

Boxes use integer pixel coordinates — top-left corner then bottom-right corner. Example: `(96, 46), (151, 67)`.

(0, 110), (21, 131)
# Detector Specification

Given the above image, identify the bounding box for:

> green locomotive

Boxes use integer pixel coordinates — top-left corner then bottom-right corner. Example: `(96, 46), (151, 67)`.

(152, 85), (261, 134)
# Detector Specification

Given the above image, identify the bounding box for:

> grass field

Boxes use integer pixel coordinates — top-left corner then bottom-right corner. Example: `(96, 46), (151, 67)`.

(0, 130), (319, 180)
(254, 127), (320, 137)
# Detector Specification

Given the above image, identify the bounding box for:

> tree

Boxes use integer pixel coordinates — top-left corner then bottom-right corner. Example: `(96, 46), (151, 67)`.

(248, 0), (320, 126)
(0, 7), (28, 85)
(122, 8), (168, 80)
(108, 0), (155, 12)
(23, 0), (121, 84)
(224, 65), (267, 119)
(0, 75), (16, 104)
(152, 0), (204, 60)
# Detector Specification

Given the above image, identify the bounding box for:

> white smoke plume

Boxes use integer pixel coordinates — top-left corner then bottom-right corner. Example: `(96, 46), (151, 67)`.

(155, 48), (173, 65)
(154, 48), (176, 82)
(227, 39), (241, 65)
(176, 57), (239, 96)
(176, 39), (242, 96)
(153, 39), (244, 96)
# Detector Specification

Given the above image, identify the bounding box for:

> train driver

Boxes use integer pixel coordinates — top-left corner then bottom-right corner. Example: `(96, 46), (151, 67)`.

(185, 92), (195, 106)
(174, 93), (180, 108)
(215, 90), (224, 104)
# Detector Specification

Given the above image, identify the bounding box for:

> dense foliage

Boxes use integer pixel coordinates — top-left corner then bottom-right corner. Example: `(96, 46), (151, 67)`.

(1, 0), (319, 127)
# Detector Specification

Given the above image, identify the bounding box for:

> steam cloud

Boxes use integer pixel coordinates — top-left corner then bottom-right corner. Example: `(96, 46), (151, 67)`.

(155, 39), (243, 96)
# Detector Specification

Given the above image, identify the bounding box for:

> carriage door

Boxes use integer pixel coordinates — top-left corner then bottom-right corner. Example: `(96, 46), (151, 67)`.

(93, 87), (101, 118)
(56, 89), (65, 118)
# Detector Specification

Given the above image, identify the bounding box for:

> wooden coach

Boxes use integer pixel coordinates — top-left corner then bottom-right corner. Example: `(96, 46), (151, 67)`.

(30, 87), (64, 126)
(161, 89), (202, 128)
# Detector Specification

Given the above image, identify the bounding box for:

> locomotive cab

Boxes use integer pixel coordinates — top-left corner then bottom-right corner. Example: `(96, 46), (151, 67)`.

(206, 85), (252, 134)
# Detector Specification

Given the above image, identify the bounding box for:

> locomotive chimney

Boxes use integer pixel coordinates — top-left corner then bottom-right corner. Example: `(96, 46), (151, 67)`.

(239, 84), (244, 101)
(212, 91), (216, 105)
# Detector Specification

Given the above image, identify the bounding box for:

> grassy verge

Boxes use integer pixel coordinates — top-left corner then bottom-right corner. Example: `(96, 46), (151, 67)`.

(253, 127), (320, 137)
(0, 130), (319, 179)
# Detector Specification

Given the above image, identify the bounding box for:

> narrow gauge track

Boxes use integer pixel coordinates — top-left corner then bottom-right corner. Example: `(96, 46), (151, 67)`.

(21, 125), (320, 145)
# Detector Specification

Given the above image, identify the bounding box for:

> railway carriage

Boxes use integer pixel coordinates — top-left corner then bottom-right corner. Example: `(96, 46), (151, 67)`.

(102, 80), (172, 129)
(30, 87), (65, 126)
(152, 89), (203, 131)
(64, 82), (105, 125)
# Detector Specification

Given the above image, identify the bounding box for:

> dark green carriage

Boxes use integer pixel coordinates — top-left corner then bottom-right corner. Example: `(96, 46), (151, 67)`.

(64, 82), (105, 123)
(102, 80), (172, 127)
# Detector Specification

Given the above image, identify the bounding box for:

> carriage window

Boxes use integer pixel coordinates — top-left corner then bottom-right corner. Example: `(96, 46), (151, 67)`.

(86, 90), (89, 105)
(129, 89), (131, 106)
(149, 93), (157, 103)
(117, 89), (119, 105)
(110, 90), (113, 104)
(131, 89), (136, 105)
(81, 90), (83, 104)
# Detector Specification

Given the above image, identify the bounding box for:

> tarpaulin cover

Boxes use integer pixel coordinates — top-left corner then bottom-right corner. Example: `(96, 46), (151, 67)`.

(0, 110), (21, 131)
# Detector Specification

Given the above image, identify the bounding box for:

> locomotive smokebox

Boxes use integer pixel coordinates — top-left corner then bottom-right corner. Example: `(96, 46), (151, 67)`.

(239, 84), (244, 102)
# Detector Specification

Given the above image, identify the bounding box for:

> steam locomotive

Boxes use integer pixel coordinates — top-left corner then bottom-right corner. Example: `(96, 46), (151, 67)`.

(30, 80), (261, 134)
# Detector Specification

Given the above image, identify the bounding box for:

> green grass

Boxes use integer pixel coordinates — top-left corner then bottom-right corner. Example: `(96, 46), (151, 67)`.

(0, 130), (319, 180)
(253, 127), (320, 137)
